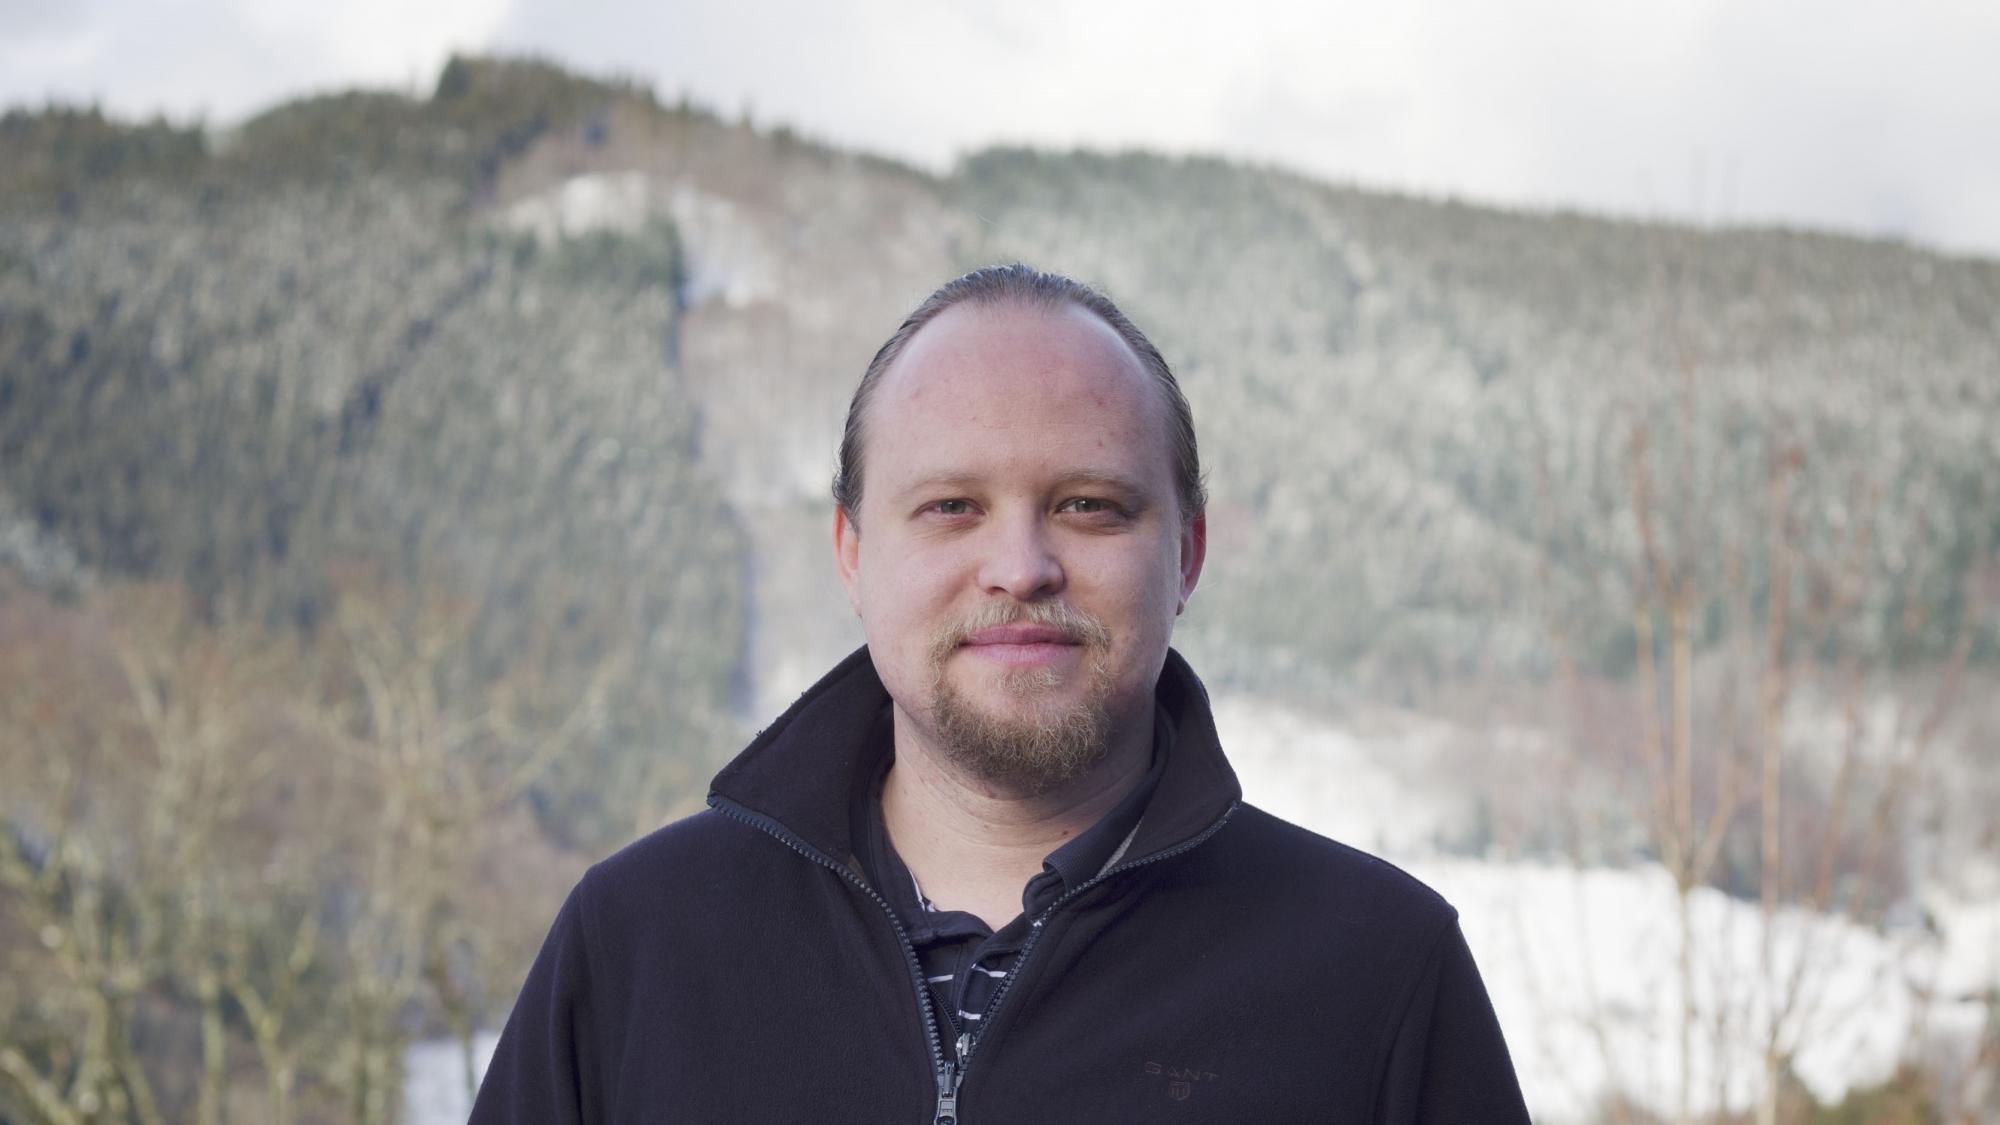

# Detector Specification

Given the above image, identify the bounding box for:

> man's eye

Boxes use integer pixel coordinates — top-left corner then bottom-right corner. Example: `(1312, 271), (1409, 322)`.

(1060, 497), (1118, 516)
(930, 499), (973, 516)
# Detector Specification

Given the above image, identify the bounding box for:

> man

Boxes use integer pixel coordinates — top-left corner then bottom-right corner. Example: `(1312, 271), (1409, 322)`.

(472, 265), (1530, 1123)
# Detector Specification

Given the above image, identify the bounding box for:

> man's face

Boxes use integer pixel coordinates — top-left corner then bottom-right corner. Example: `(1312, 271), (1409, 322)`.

(835, 300), (1205, 789)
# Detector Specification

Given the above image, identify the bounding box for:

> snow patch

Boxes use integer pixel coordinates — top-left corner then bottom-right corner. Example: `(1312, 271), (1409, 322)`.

(1215, 695), (1994, 1122)
(1214, 695), (1466, 855)
(404, 1031), (499, 1125)
(498, 174), (780, 308)
(501, 170), (653, 243)
(1412, 858), (1964, 1122)
(665, 184), (778, 308)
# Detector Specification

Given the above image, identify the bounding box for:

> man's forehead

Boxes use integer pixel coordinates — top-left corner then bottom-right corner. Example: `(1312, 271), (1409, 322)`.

(849, 297), (1185, 516)
(873, 299), (1157, 415)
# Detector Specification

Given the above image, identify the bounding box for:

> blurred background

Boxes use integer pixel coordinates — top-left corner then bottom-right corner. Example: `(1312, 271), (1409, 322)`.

(2, 3), (1997, 1123)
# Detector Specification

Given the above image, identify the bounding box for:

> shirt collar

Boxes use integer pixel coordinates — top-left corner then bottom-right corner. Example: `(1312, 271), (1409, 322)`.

(1037, 705), (1171, 890)
(854, 704), (1174, 928)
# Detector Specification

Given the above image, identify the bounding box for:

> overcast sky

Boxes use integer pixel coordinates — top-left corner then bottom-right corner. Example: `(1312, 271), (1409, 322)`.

(5, 0), (1998, 258)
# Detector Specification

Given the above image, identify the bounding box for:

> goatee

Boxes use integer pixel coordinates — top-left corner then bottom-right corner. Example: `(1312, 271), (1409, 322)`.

(925, 601), (1115, 793)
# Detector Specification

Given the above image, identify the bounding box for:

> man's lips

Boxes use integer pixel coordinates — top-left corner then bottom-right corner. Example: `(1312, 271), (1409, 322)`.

(956, 624), (1088, 666)
(961, 624), (1082, 647)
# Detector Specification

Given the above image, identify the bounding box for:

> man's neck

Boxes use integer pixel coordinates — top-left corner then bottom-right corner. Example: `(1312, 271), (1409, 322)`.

(879, 708), (1153, 930)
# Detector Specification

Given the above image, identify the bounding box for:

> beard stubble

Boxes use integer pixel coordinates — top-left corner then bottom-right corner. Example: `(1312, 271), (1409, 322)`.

(925, 600), (1116, 793)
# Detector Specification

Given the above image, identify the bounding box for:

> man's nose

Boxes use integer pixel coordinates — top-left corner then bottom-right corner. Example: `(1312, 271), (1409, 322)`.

(976, 513), (1065, 600)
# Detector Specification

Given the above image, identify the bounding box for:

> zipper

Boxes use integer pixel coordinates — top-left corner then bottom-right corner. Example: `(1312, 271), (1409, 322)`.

(935, 1031), (970, 1124)
(710, 794), (1240, 1123)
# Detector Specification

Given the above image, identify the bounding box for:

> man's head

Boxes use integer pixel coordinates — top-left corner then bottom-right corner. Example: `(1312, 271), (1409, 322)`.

(833, 265), (1207, 792)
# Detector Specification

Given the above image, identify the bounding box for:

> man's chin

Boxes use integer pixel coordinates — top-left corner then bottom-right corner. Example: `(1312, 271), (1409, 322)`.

(948, 692), (1074, 737)
(929, 669), (1114, 792)
(949, 658), (1067, 700)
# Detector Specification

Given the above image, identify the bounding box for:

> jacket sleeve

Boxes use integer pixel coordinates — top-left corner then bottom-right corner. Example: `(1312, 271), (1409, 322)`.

(1373, 918), (1531, 1124)
(469, 884), (598, 1125)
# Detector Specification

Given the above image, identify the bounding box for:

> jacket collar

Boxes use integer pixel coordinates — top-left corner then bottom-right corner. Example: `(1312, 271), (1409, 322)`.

(707, 646), (1242, 866)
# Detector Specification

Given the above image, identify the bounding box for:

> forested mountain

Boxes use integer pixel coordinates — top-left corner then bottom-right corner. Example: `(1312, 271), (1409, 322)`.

(7, 56), (1996, 715)
(1, 56), (1993, 1123)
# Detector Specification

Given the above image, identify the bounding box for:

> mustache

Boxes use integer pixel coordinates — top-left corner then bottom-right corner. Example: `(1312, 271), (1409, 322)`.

(926, 601), (1111, 666)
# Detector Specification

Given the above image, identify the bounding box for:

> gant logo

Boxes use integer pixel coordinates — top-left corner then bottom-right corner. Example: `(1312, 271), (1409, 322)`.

(1143, 1060), (1219, 1103)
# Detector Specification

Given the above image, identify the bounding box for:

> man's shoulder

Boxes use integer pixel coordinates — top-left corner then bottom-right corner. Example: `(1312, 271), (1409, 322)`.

(568, 807), (786, 924)
(1196, 802), (1458, 935)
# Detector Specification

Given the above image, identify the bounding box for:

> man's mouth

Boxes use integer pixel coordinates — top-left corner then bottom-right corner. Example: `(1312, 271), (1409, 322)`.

(959, 623), (1085, 665)
(963, 624), (1081, 646)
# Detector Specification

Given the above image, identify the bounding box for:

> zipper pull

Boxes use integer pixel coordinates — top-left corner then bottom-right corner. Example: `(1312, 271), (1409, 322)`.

(934, 1059), (963, 1124)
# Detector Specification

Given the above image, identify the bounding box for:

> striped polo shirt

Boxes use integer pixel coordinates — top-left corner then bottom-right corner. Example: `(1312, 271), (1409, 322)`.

(854, 708), (1170, 1059)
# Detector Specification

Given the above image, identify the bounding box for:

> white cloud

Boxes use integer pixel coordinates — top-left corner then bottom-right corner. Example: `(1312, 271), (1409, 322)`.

(4, 0), (1997, 256)
(483, 0), (2000, 254)
(236, 0), (510, 93)
(0, 0), (507, 121)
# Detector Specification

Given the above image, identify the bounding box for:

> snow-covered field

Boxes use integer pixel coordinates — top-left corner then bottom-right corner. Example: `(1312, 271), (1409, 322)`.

(1221, 695), (1998, 1122)
(409, 693), (1996, 1123)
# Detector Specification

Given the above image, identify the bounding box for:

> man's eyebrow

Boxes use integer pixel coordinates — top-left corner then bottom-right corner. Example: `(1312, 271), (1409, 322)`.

(893, 472), (985, 500)
(893, 469), (1153, 500)
(1049, 470), (1150, 497)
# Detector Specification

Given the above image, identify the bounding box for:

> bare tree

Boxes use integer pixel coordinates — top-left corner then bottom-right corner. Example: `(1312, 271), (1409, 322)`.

(1526, 229), (1995, 1122)
(0, 567), (621, 1125)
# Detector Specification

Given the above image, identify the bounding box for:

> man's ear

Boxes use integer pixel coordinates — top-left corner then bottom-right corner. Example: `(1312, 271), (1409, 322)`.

(1176, 510), (1208, 615)
(834, 505), (863, 615)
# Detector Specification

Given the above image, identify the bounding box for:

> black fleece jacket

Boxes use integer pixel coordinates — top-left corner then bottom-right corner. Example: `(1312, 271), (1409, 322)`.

(471, 648), (1530, 1123)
